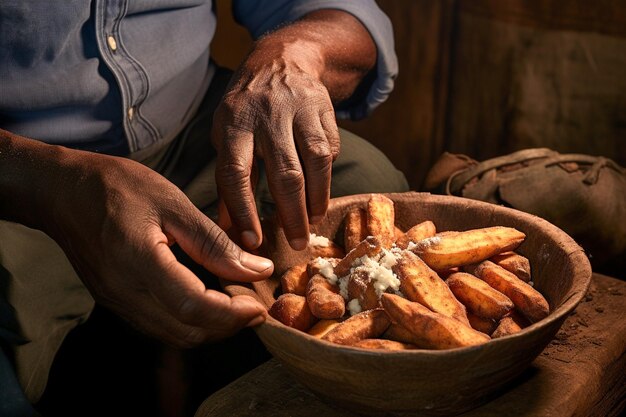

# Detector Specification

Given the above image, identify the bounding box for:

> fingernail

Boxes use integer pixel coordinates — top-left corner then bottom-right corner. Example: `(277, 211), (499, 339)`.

(241, 252), (273, 273)
(241, 230), (260, 249)
(245, 315), (266, 328)
(289, 237), (308, 251)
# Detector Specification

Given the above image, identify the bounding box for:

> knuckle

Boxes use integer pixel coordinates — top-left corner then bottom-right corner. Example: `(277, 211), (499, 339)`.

(274, 168), (305, 195)
(195, 222), (241, 268)
(215, 96), (256, 129)
(304, 143), (332, 170)
(217, 96), (237, 114)
(198, 224), (229, 259)
(302, 132), (327, 145)
(215, 161), (249, 188)
(215, 95), (242, 119)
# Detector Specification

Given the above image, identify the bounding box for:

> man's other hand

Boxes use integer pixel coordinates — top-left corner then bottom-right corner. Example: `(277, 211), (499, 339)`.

(47, 150), (273, 347)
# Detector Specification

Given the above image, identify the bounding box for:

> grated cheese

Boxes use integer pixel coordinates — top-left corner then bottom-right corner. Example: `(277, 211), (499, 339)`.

(309, 233), (330, 247)
(315, 257), (338, 284)
(347, 298), (362, 316)
(350, 253), (400, 298)
(338, 276), (350, 300)
(379, 248), (399, 268)
(409, 236), (442, 251)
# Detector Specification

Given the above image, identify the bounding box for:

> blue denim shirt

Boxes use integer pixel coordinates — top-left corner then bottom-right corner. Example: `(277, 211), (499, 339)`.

(0, 0), (397, 156)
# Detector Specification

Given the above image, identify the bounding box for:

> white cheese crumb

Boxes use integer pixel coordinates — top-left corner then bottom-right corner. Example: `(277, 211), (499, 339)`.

(352, 255), (367, 269)
(410, 236), (442, 251)
(348, 298), (362, 316)
(379, 248), (399, 268)
(338, 276), (350, 300)
(309, 233), (330, 247)
(351, 253), (400, 298)
(316, 257), (338, 284)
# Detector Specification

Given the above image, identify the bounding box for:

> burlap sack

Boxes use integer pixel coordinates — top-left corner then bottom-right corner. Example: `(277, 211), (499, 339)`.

(424, 148), (626, 276)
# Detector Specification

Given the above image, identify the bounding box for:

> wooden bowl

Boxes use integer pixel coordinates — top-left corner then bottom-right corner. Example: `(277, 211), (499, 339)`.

(222, 192), (592, 416)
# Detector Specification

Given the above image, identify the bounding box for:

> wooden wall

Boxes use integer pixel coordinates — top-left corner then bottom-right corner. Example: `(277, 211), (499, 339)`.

(340, 0), (456, 191)
(446, 1), (626, 166)
(211, 0), (626, 190)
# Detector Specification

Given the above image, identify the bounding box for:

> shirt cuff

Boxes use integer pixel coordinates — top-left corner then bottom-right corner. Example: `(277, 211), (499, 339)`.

(233, 0), (398, 120)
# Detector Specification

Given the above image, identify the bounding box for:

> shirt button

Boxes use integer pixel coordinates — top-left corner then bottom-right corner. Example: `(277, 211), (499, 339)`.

(107, 35), (117, 52)
(127, 107), (134, 121)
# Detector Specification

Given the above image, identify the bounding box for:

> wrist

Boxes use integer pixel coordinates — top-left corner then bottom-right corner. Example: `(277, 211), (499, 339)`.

(245, 34), (326, 82)
(0, 129), (76, 232)
(243, 10), (376, 103)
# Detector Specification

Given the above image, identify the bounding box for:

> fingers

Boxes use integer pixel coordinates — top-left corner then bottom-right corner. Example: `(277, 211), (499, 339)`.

(162, 207), (273, 282)
(293, 109), (333, 224)
(214, 127), (262, 249)
(259, 119), (310, 250)
(110, 287), (265, 348)
(216, 162), (260, 246)
(143, 239), (268, 331)
(213, 81), (338, 251)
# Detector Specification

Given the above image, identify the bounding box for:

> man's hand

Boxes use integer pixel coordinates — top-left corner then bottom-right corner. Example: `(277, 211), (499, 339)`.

(212, 9), (376, 251)
(0, 132), (273, 347)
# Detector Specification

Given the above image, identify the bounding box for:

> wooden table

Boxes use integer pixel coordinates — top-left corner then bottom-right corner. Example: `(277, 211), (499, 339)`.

(195, 273), (626, 417)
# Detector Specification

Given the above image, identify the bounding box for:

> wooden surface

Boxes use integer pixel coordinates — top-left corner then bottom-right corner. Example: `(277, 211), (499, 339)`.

(196, 272), (625, 417)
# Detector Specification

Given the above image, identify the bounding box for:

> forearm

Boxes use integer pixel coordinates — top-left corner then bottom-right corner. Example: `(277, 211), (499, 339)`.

(244, 9), (377, 104)
(0, 129), (69, 230)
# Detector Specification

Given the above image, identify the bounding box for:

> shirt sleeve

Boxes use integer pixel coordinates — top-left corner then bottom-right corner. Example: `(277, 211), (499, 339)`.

(232, 0), (398, 120)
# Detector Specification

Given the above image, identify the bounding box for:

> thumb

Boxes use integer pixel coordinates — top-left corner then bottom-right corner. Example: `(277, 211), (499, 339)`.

(163, 204), (273, 283)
